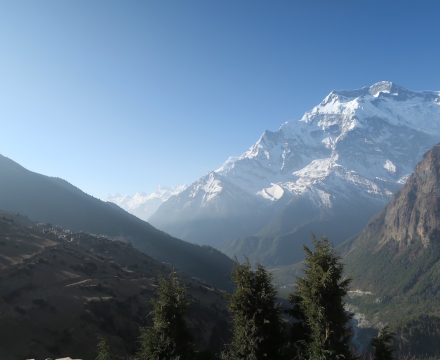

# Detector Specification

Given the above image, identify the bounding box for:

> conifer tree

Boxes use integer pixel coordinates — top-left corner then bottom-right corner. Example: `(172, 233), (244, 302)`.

(287, 293), (309, 359)
(96, 336), (111, 360)
(137, 271), (194, 360)
(371, 326), (394, 360)
(222, 262), (284, 360)
(291, 237), (354, 360)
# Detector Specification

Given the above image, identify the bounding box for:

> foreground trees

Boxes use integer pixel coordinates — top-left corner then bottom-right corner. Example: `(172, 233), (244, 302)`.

(371, 326), (394, 360)
(96, 337), (111, 360)
(99, 237), (381, 359)
(222, 237), (355, 360)
(291, 237), (354, 360)
(136, 272), (194, 360)
(222, 263), (284, 360)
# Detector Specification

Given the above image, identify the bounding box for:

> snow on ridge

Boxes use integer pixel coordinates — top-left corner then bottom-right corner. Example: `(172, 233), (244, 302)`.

(257, 183), (285, 201)
(384, 160), (397, 174)
(215, 156), (239, 173)
(398, 174), (410, 185)
(108, 185), (186, 208)
(278, 161), (390, 203)
(209, 82), (440, 205)
(293, 157), (336, 181)
(294, 81), (440, 137)
(157, 82), (440, 214)
(201, 173), (224, 202)
(107, 185), (186, 220)
(179, 172), (227, 206)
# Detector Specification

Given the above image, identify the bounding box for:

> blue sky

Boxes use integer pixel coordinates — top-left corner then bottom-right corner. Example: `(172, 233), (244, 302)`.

(1, 0), (439, 199)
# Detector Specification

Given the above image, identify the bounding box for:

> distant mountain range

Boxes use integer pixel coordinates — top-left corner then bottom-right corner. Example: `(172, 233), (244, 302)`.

(344, 143), (440, 358)
(0, 212), (229, 360)
(108, 185), (186, 221)
(0, 154), (234, 290)
(148, 81), (440, 267)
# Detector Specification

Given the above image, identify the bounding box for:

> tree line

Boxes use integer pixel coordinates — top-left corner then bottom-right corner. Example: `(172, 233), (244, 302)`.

(96, 237), (394, 360)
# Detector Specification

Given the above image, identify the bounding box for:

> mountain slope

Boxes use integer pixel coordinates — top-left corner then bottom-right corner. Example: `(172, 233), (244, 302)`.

(0, 213), (229, 360)
(346, 143), (440, 300)
(151, 172), (270, 248)
(0, 155), (234, 289)
(344, 144), (440, 357)
(151, 81), (440, 266)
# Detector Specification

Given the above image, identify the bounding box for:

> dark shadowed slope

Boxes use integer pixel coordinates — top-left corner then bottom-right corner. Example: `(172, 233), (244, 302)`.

(0, 213), (230, 360)
(0, 155), (234, 290)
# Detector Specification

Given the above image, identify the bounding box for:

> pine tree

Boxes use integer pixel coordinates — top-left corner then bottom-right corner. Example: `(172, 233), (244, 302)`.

(96, 336), (111, 360)
(371, 326), (394, 360)
(291, 237), (354, 360)
(287, 293), (309, 359)
(222, 262), (284, 360)
(137, 271), (194, 360)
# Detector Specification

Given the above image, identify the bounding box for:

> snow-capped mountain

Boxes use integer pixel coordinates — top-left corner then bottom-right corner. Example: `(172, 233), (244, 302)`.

(107, 185), (186, 221)
(150, 81), (440, 266)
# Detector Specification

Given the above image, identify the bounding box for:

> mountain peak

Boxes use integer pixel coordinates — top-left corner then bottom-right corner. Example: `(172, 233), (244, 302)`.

(300, 81), (440, 137)
(321, 81), (435, 105)
(150, 83), (440, 264)
(368, 80), (401, 96)
(322, 81), (402, 102)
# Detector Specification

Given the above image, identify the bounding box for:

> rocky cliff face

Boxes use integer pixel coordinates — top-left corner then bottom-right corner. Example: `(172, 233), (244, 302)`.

(343, 144), (440, 358)
(347, 143), (440, 257)
(379, 144), (440, 249)
(344, 144), (440, 324)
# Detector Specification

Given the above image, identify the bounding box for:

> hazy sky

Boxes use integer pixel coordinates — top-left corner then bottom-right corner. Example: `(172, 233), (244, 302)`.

(1, 0), (440, 199)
